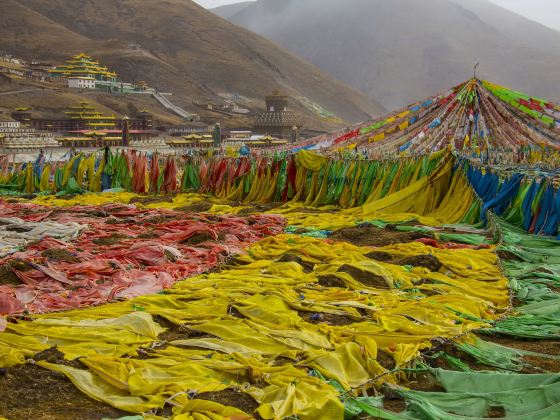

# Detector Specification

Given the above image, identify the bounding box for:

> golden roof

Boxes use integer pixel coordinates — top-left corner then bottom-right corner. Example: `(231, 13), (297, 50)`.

(59, 137), (93, 141)
(52, 53), (118, 78)
(73, 53), (92, 60)
(83, 131), (108, 137)
(170, 140), (193, 145)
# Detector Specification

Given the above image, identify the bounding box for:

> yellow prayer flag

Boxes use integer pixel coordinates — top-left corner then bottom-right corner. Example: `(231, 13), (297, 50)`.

(399, 121), (409, 131)
(398, 111), (410, 119)
(373, 132), (385, 142)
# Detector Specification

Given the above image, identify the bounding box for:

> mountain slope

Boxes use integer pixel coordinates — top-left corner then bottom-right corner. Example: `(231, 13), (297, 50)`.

(227, 0), (560, 109)
(212, 1), (254, 19)
(453, 0), (560, 56)
(0, 0), (384, 130)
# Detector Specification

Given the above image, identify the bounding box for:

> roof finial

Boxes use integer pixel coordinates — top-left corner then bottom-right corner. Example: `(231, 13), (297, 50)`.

(473, 61), (480, 80)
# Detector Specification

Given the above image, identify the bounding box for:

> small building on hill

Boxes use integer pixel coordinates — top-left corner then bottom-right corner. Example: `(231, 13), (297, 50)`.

(68, 77), (96, 89)
(254, 90), (302, 142)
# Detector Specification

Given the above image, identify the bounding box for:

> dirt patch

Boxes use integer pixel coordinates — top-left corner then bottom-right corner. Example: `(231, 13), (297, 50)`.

(382, 396), (407, 414)
(496, 250), (523, 261)
(277, 252), (314, 273)
(56, 194), (78, 201)
(196, 390), (260, 417)
(138, 231), (158, 239)
(338, 264), (389, 289)
(271, 356), (296, 366)
(176, 200), (214, 213)
(317, 274), (346, 288)
(93, 233), (131, 246)
(237, 202), (281, 216)
(298, 311), (357, 326)
(481, 336), (560, 356)
(184, 232), (215, 246)
(423, 342), (497, 372)
(0, 363), (128, 420)
(377, 350), (397, 370)
(417, 287), (442, 297)
(158, 328), (212, 342)
(228, 306), (245, 319)
(12, 260), (32, 271)
(129, 196), (174, 205)
(403, 372), (445, 392)
(330, 225), (430, 247)
(425, 336), (560, 374)
(105, 217), (124, 225)
(404, 279), (442, 296)
(88, 211), (110, 218)
(32, 347), (83, 369)
(287, 207), (337, 214)
(142, 215), (177, 225)
(41, 249), (80, 264)
(395, 254), (442, 272)
(364, 251), (394, 262)
(0, 264), (21, 285)
(487, 406), (506, 418)
(164, 250), (178, 262)
(5, 225), (33, 233)
(522, 355), (560, 373)
(154, 315), (214, 342)
(0, 260), (34, 285)
(230, 257), (251, 266)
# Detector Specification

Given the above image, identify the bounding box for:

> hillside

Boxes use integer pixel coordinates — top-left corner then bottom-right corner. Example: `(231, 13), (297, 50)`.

(0, 0), (384, 131)
(224, 0), (560, 109)
(0, 77), (185, 126)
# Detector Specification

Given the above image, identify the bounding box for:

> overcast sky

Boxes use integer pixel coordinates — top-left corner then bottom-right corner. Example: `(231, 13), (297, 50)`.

(193, 0), (560, 31)
(489, 0), (560, 31)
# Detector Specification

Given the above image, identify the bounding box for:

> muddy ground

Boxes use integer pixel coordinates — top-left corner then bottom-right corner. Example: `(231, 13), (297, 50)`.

(330, 224), (431, 247)
(0, 348), (128, 420)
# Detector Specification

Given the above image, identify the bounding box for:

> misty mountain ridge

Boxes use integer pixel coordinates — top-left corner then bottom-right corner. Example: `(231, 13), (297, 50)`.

(219, 0), (560, 109)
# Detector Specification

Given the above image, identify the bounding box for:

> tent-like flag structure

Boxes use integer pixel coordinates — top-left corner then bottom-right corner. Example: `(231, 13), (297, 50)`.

(302, 79), (560, 166)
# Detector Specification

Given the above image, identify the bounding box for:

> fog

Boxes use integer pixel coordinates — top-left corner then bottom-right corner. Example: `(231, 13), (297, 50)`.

(194, 0), (560, 32)
(489, 0), (560, 31)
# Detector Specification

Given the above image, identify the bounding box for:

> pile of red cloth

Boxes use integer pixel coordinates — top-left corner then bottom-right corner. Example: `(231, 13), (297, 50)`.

(0, 201), (285, 315)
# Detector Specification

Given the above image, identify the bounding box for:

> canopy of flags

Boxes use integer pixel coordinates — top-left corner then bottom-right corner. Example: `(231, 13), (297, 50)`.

(300, 79), (560, 167)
